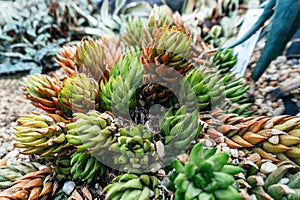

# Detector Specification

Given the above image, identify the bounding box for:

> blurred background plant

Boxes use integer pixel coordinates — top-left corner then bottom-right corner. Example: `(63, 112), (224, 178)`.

(0, 0), (151, 75)
(0, 0), (267, 75)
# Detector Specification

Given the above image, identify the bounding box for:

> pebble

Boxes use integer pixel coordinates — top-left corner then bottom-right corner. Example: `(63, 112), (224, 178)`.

(161, 177), (170, 188)
(250, 194), (258, 200)
(62, 181), (76, 195)
(271, 102), (278, 108)
(279, 74), (288, 82)
(260, 162), (278, 174)
(269, 81), (277, 87)
(287, 59), (298, 65)
(278, 178), (290, 185)
(259, 86), (275, 94)
(276, 56), (287, 63)
(230, 149), (239, 158)
(265, 74), (278, 81)
(273, 106), (285, 116)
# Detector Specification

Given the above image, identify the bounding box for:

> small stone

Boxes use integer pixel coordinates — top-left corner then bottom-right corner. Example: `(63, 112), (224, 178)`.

(256, 99), (263, 105)
(287, 59), (298, 65)
(269, 81), (278, 87)
(247, 153), (261, 163)
(222, 147), (230, 154)
(260, 162), (278, 174)
(250, 194), (258, 200)
(278, 178), (290, 185)
(260, 82), (268, 88)
(263, 120), (274, 129)
(276, 56), (287, 63)
(259, 86), (275, 93)
(265, 74), (278, 81)
(156, 141), (165, 159)
(273, 106), (285, 116)
(256, 176), (265, 186)
(161, 177), (170, 188)
(271, 102), (278, 108)
(268, 135), (279, 144)
(266, 100), (273, 107)
(267, 65), (277, 74)
(230, 149), (239, 158)
(62, 181), (76, 195)
(279, 74), (288, 82)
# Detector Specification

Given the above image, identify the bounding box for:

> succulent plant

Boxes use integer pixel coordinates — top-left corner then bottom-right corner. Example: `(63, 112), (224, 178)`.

(0, 167), (55, 200)
(122, 17), (149, 48)
(21, 74), (63, 115)
(99, 54), (143, 116)
(122, 4), (184, 50)
(184, 67), (250, 114)
(141, 26), (193, 84)
(103, 173), (160, 199)
(55, 45), (77, 76)
(181, 0), (239, 48)
(139, 25), (195, 110)
(212, 48), (237, 74)
(74, 38), (114, 83)
(108, 125), (158, 173)
(66, 110), (119, 154)
(169, 142), (243, 200)
(159, 106), (202, 160)
(13, 112), (71, 157)
(239, 160), (300, 200)
(70, 152), (105, 184)
(201, 110), (300, 167)
(148, 5), (174, 29)
(58, 73), (99, 117)
(0, 162), (46, 190)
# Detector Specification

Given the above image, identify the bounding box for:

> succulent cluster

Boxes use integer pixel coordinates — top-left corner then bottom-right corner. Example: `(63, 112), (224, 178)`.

(0, 167), (55, 199)
(169, 143), (243, 200)
(201, 110), (300, 167)
(212, 48), (238, 74)
(0, 163), (46, 190)
(103, 173), (160, 199)
(0, 2), (299, 200)
(13, 112), (70, 157)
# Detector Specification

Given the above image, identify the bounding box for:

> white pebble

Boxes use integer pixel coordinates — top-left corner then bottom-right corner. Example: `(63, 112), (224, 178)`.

(260, 162), (278, 174)
(62, 181), (76, 195)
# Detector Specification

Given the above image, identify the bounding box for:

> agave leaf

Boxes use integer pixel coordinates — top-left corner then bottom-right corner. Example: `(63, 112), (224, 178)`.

(181, 0), (195, 14)
(114, 0), (127, 15)
(26, 29), (37, 38)
(0, 52), (31, 60)
(0, 34), (14, 42)
(121, 2), (152, 17)
(0, 61), (37, 75)
(30, 66), (43, 74)
(70, 2), (98, 27)
(38, 24), (54, 34)
(251, 0), (300, 80)
(34, 48), (49, 62)
(99, 0), (120, 30)
(68, 26), (104, 37)
(10, 43), (31, 49)
(100, 0), (110, 19)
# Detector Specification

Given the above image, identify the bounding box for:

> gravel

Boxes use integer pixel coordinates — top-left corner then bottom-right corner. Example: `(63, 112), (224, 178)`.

(245, 39), (300, 116)
(0, 74), (40, 162)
